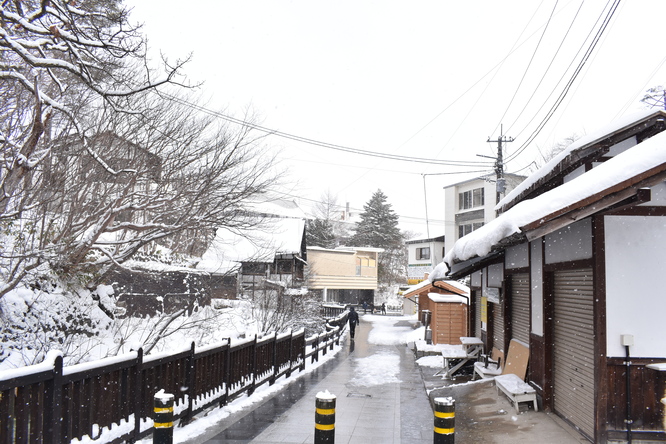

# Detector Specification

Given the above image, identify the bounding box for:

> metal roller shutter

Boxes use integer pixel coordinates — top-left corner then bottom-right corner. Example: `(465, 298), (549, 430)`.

(553, 268), (595, 440)
(474, 290), (481, 337)
(510, 273), (530, 344)
(492, 300), (504, 352)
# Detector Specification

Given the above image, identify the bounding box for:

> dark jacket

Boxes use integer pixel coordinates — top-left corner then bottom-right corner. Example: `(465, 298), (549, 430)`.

(348, 308), (359, 325)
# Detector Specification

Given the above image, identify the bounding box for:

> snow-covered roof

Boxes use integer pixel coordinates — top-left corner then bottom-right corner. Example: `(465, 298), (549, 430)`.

(428, 293), (468, 304)
(197, 199), (306, 274)
(497, 109), (666, 212)
(402, 276), (469, 298)
(307, 246), (384, 254)
(445, 113), (666, 267)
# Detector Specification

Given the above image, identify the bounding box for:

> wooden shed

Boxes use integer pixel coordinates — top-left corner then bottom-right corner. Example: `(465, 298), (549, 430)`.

(403, 279), (470, 345)
(427, 292), (469, 345)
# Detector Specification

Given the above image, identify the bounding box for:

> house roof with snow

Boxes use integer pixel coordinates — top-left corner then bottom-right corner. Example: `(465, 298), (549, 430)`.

(497, 109), (666, 212)
(444, 109), (666, 278)
(403, 277), (469, 299)
(197, 198), (306, 274)
(307, 246), (384, 254)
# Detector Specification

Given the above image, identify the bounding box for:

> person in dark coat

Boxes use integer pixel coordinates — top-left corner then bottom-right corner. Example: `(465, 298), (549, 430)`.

(348, 306), (359, 339)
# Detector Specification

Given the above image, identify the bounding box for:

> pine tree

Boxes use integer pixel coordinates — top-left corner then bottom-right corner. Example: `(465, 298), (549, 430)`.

(306, 218), (337, 249)
(350, 190), (405, 287)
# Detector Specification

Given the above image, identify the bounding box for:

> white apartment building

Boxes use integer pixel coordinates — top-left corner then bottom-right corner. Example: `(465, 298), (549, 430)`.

(443, 173), (525, 255)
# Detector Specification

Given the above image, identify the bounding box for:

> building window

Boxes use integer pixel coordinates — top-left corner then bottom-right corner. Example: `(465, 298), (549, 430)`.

(458, 222), (484, 238)
(458, 188), (484, 210)
(416, 247), (430, 260)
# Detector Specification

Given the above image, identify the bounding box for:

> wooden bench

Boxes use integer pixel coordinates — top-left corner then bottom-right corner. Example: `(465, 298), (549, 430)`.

(489, 339), (538, 413)
(495, 374), (538, 414)
(473, 347), (504, 379)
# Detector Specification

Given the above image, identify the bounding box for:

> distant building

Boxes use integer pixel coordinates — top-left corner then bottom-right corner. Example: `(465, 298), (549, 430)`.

(443, 173), (525, 255)
(306, 246), (383, 306)
(197, 198), (307, 300)
(405, 235), (445, 285)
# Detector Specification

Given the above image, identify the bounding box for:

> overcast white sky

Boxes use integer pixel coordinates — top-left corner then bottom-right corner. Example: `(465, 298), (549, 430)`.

(125, 0), (666, 237)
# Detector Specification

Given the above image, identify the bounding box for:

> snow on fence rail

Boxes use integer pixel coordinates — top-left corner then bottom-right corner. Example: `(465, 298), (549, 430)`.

(0, 312), (348, 444)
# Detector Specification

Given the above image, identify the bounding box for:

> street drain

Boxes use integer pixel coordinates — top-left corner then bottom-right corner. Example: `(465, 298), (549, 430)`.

(347, 392), (372, 398)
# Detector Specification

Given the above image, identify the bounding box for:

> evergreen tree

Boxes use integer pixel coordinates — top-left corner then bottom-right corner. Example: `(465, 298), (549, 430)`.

(306, 218), (337, 249)
(350, 190), (405, 287)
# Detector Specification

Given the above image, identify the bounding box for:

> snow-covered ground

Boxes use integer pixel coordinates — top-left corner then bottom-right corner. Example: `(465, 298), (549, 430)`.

(0, 284), (259, 371)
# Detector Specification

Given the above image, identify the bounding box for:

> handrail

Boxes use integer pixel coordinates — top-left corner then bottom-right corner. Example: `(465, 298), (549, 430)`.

(0, 311), (349, 444)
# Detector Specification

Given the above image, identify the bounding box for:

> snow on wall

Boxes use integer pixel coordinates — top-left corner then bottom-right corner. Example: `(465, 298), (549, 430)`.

(605, 216), (666, 358)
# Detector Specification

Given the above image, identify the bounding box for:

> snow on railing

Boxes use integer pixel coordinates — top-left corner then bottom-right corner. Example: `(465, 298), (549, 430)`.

(0, 322), (345, 444)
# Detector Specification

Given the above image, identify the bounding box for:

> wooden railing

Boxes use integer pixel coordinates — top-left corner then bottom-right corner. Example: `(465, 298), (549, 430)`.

(0, 311), (348, 444)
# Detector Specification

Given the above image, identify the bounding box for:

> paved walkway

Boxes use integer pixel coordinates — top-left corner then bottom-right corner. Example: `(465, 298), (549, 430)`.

(191, 314), (590, 444)
(200, 316), (433, 444)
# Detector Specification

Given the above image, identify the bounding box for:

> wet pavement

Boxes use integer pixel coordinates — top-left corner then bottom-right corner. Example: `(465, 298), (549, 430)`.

(188, 314), (590, 444)
(196, 316), (432, 444)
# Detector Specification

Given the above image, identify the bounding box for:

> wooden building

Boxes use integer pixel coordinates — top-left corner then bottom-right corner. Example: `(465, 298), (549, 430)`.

(403, 279), (470, 345)
(306, 246), (382, 305)
(443, 110), (666, 443)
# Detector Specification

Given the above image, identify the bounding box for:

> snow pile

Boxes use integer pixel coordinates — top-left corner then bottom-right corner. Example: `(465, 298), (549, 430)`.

(365, 314), (421, 345)
(350, 351), (401, 387)
(0, 282), (257, 371)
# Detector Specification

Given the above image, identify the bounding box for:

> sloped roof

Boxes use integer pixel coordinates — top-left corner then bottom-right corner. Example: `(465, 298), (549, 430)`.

(197, 198), (306, 274)
(497, 109), (666, 213)
(445, 111), (666, 270)
(403, 278), (469, 298)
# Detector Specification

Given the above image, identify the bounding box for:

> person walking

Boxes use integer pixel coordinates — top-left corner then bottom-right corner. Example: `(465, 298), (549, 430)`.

(381, 302), (386, 315)
(348, 306), (359, 339)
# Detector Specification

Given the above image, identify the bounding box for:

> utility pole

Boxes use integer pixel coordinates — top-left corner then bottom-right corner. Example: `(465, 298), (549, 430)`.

(486, 126), (514, 205)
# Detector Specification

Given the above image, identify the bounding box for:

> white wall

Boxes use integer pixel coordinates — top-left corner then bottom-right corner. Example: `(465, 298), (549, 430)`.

(605, 216), (666, 358)
(545, 218), (593, 264)
(530, 240), (544, 336)
(505, 243), (529, 269)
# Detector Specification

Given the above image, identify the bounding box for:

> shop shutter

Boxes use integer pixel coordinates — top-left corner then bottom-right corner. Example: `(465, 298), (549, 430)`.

(510, 273), (530, 344)
(492, 300), (504, 352)
(553, 268), (595, 440)
(474, 290), (482, 337)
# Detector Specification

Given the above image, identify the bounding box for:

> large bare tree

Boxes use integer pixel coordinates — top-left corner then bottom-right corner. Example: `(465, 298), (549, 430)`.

(0, 2), (279, 299)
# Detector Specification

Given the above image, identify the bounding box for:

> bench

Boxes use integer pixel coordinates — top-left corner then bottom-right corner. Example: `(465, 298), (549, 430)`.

(488, 339), (537, 413)
(473, 347), (504, 379)
(495, 374), (538, 413)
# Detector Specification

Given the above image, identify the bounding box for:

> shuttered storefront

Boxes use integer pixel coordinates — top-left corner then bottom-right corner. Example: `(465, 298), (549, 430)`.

(553, 268), (595, 440)
(474, 290), (481, 337)
(492, 300), (504, 352)
(510, 273), (530, 344)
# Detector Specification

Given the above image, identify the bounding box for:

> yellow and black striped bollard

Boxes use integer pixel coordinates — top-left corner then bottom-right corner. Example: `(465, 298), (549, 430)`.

(433, 397), (455, 444)
(153, 391), (175, 444)
(314, 391), (336, 443)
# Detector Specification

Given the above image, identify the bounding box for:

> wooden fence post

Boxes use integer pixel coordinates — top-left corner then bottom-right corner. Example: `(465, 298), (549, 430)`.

(181, 342), (196, 425)
(223, 338), (231, 406)
(286, 331), (293, 377)
(271, 334), (278, 385)
(249, 335), (257, 395)
(133, 347), (144, 442)
(43, 353), (63, 444)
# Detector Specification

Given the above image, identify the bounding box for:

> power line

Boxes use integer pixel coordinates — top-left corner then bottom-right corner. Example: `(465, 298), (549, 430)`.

(157, 92), (494, 168)
(505, 0), (585, 136)
(492, 0), (555, 136)
(505, 0), (621, 165)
